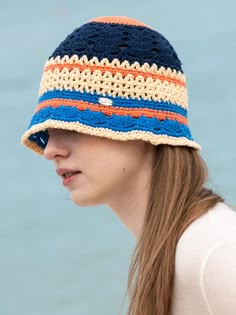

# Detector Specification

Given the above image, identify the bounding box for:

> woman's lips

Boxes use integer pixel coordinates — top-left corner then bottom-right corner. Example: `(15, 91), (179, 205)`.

(62, 172), (81, 187)
(56, 168), (82, 187)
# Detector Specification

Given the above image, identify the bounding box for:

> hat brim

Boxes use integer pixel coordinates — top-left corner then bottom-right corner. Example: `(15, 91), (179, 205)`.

(21, 106), (201, 155)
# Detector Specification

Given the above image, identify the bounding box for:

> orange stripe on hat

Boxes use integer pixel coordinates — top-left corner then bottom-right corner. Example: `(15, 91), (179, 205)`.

(89, 16), (153, 29)
(36, 99), (188, 125)
(44, 63), (186, 87)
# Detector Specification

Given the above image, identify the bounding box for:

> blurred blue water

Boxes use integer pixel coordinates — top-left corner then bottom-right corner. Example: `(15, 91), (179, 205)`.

(1, 1), (236, 314)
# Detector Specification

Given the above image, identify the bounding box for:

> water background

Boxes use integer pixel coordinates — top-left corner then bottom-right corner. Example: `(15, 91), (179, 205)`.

(1, 0), (236, 314)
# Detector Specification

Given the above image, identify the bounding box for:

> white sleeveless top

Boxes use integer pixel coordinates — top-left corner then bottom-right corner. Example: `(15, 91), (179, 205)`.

(171, 202), (236, 315)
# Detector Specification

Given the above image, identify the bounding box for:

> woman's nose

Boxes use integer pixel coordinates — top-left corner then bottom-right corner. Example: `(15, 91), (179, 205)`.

(43, 134), (69, 160)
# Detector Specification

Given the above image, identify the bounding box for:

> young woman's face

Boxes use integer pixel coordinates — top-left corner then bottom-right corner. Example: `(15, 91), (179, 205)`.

(44, 129), (154, 207)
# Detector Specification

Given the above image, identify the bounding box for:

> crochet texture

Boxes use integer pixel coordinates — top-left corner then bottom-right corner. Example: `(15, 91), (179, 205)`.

(21, 16), (200, 154)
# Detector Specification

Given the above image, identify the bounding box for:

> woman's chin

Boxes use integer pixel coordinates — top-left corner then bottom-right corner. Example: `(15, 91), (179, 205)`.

(70, 192), (103, 207)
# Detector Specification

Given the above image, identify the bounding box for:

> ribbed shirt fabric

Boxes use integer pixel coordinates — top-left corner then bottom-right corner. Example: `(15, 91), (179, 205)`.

(171, 202), (236, 315)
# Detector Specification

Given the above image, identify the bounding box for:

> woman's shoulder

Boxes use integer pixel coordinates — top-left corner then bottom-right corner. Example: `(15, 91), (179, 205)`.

(174, 202), (236, 279)
(199, 220), (236, 315)
(207, 202), (236, 242)
(178, 202), (236, 249)
(172, 203), (236, 314)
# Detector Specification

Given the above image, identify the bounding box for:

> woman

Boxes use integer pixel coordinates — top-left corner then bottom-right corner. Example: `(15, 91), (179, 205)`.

(21, 16), (236, 315)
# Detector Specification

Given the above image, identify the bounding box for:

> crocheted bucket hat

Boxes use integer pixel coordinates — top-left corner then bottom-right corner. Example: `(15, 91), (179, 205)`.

(21, 16), (200, 154)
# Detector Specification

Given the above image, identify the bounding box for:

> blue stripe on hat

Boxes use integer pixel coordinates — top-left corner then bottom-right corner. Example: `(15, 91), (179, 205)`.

(38, 90), (187, 117)
(28, 106), (193, 149)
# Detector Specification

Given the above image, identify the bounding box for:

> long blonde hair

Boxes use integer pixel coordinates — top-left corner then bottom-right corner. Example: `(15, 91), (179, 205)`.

(119, 145), (223, 315)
